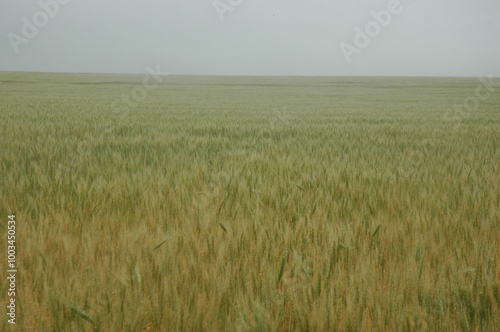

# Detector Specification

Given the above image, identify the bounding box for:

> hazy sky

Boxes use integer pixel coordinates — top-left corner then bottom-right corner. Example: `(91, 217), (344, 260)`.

(1, 0), (499, 77)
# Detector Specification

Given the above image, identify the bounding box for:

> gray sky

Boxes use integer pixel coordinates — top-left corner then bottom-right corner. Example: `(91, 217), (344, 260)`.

(1, 0), (499, 77)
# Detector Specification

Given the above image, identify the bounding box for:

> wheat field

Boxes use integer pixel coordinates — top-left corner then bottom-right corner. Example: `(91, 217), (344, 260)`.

(0, 72), (499, 331)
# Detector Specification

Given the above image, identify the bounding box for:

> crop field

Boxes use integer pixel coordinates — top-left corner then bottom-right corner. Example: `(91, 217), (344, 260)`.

(0, 72), (499, 331)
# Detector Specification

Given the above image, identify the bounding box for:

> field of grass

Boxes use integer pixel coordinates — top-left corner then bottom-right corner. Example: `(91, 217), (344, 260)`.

(1, 72), (499, 331)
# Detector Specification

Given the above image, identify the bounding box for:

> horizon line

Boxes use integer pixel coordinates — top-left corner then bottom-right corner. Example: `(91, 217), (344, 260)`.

(0, 70), (498, 80)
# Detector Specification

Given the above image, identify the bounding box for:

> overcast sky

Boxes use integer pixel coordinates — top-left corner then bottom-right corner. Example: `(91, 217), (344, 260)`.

(0, 0), (499, 77)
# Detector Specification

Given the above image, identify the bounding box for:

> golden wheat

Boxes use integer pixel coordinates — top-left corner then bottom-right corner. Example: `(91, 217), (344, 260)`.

(0, 72), (499, 331)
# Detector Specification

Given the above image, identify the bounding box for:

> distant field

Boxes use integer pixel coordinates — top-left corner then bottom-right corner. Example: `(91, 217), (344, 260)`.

(1, 72), (499, 331)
